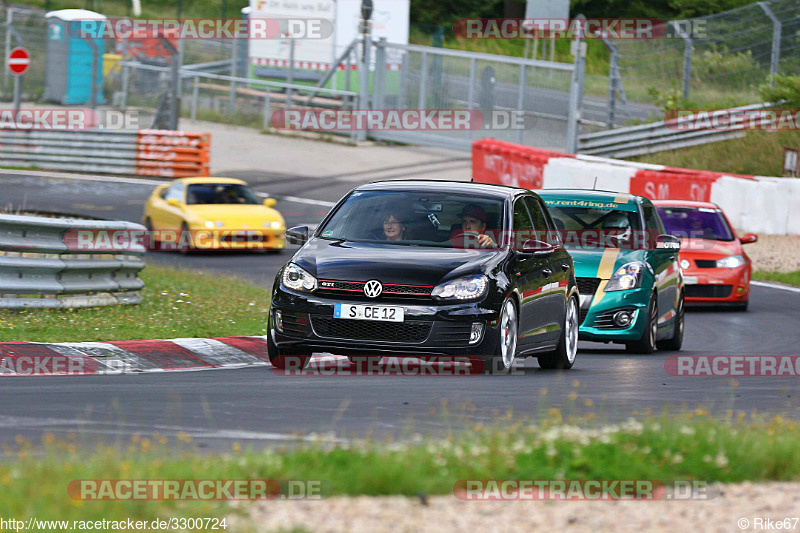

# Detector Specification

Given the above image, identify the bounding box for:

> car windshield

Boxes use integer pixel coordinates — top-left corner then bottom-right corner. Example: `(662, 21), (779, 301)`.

(656, 206), (734, 241)
(545, 203), (642, 249)
(186, 183), (261, 205)
(318, 190), (505, 248)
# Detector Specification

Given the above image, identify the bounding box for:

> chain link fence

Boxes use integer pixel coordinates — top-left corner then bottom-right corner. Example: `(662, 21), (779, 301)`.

(604, 0), (800, 127)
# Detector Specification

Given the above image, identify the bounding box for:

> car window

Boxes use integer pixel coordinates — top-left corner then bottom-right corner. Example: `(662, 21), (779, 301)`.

(186, 184), (260, 205)
(545, 201), (642, 249)
(642, 203), (663, 233)
(524, 196), (559, 245)
(164, 182), (184, 202)
(656, 206), (734, 241)
(318, 190), (505, 249)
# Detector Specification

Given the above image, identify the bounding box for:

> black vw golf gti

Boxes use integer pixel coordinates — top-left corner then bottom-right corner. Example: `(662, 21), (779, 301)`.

(268, 180), (579, 374)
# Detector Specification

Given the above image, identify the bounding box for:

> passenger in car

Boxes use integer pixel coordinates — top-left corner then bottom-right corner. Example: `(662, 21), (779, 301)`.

(382, 211), (408, 241)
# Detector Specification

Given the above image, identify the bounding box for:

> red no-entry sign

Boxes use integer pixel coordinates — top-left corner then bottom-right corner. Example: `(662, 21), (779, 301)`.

(7, 47), (30, 76)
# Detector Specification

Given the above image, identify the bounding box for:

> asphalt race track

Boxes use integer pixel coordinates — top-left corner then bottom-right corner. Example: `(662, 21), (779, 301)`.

(2, 172), (799, 450)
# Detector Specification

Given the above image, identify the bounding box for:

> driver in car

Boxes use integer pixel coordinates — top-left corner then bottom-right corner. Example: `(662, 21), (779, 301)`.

(452, 204), (497, 248)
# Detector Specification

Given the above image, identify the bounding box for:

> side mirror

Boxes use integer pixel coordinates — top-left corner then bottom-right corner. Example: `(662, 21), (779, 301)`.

(656, 234), (681, 250)
(520, 239), (555, 256)
(166, 198), (182, 208)
(740, 233), (758, 244)
(286, 225), (309, 245)
(263, 198), (277, 208)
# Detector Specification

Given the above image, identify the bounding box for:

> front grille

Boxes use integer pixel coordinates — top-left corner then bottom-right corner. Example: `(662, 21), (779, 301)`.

(592, 307), (637, 329)
(577, 277), (601, 296)
(281, 312), (311, 337)
(311, 317), (432, 343)
(316, 280), (433, 300)
(435, 322), (473, 344)
(686, 285), (732, 298)
(694, 259), (717, 268)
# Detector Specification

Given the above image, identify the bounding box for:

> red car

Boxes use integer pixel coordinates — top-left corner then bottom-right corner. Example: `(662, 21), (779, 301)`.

(654, 200), (757, 311)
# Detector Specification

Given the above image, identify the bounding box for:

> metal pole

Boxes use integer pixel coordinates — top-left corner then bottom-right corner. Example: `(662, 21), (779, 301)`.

(357, 34), (371, 141)
(263, 86), (271, 130)
(565, 15), (586, 154)
(13, 74), (20, 114)
(758, 2), (782, 84)
(603, 38), (619, 129)
(373, 37), (386, 110)
(120, 38), (129, 110)
(191, 74), (198, 121)
(229, 39), (238, 114)
(4, 9), (13, 92)
(670, 21), (693, 100)
(159, 37), (180, 130)
(418, 51), (427, 109)
(517, 64), (526, 144)
(467, 57), (476, 141)
(286, 39), (295, 108)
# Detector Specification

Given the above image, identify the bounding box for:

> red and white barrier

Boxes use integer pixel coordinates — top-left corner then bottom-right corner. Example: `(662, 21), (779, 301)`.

(472, 139), (800, 235)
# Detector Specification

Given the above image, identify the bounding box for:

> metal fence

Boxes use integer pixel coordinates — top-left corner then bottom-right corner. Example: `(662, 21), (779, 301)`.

(367, 40), (578, 152)
(602, 0), (800, 128)
(0, 214), (146, 309)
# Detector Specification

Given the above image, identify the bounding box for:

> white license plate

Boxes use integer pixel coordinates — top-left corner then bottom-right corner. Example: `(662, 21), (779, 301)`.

(683, 276), (699, 285)
(334, 304), (404, 322)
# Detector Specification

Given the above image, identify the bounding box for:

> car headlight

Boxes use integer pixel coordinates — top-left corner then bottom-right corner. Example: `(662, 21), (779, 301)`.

(716, 255), (746, 268)
(605, 262), (647, 292)
(281, 263), (317, 292)
(431, 274), (488, 300)
(265, 221), (283, 229)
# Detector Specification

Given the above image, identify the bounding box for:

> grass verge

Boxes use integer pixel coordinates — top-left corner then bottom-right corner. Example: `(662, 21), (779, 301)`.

(0, 265), (271, 343)
(628, 130), (800, 176)
(3, 411), (800, 525)
(753, 270), (800, 287)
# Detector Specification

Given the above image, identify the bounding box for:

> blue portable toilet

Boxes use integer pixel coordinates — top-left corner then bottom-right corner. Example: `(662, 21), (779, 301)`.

(44, 9), (106, 105)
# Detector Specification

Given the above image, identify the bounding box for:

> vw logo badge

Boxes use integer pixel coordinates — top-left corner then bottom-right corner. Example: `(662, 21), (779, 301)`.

(364, 280), (383, 298)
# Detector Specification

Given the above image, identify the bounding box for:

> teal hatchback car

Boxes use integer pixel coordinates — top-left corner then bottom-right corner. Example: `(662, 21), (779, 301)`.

(538, 190), (685, 353)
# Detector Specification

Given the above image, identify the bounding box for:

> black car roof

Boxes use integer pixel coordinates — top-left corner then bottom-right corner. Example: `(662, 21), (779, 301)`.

(357, 179), (530, 199)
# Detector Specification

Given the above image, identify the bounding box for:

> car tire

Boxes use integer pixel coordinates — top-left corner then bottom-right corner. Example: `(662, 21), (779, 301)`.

(266, 328), (310, 371)
(481, 298), (518, 375)
(656, 292), (684, 351)
(733, 299), (749, 312)
(538, 296), (579, 370)
(626, 293), (657, 354)
(143, 218), (158, 249)
(180, 222), (194, 254)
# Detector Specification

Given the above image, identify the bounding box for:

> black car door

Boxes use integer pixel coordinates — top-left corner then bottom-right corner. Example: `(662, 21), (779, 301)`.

(525, 196), (568, 342)
(512, 197), (551, 347)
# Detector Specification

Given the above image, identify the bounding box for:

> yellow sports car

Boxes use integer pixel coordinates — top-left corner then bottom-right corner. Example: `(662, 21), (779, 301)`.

(142, 177), (286, 251)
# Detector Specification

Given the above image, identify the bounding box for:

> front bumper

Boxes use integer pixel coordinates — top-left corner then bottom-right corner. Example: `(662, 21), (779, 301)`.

(681, 265), (749, 304)
(189, 229), (286, 250)
(269, 287), (503, 356)
(578, 286), (651, 342)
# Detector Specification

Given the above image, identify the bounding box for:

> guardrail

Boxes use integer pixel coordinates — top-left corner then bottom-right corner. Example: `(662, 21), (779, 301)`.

(0, 129), (210, 178)
(0, 214), (146, 309)
(578, 103), (772, 158)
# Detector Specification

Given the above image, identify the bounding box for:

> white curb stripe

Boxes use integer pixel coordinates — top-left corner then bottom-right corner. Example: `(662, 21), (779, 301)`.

(751, 280), (800, 293)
